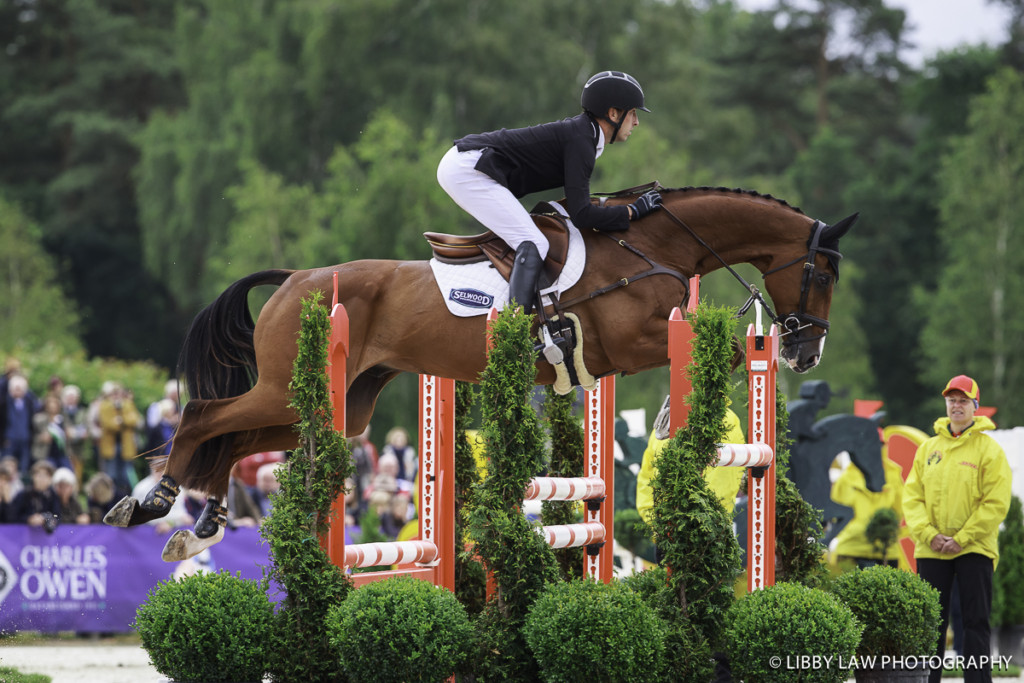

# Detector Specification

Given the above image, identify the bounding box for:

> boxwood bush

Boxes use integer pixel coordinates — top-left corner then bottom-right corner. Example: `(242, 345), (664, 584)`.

(326, 575), (473, 683)
(525, 578), (667, 683)
(620, 567), (716, 682)
(724, 582), (861, 683)
(134, 570), (274, 683)
(830, 565), (941, 657)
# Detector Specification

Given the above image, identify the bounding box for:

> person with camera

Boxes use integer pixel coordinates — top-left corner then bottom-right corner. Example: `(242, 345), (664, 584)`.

(11, 459), (61, 531)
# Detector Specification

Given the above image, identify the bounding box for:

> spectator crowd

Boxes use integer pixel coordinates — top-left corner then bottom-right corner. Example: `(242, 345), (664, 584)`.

(1, 355), (417, 543)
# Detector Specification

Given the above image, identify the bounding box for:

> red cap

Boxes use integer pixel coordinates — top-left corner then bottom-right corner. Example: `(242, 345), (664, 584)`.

(942, 375), (979, 401)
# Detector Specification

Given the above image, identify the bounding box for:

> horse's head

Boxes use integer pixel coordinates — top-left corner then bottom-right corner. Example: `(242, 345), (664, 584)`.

(762, 213), (858, 373)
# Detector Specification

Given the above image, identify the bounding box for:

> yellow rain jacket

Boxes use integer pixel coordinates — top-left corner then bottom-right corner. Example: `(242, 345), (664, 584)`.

(831, 457), (908, 560)
(636, 408), (745, 525)
(902, 415), (1011, 566)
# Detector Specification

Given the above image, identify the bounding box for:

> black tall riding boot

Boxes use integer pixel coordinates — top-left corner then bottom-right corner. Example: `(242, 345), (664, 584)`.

(508, 241), (544, 315)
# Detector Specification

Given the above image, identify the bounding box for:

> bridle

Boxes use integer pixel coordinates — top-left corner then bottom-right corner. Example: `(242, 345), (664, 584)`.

(757, 219), (841, 344)
(551, 192), (842, 348)
(656, 205), (841, 347)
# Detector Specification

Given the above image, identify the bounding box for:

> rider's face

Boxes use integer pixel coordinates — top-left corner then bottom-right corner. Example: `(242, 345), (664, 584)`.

(610, 108), (639, 141)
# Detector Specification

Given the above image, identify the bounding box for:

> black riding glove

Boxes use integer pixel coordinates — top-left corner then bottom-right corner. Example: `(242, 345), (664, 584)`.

(629, 190), (662, 221)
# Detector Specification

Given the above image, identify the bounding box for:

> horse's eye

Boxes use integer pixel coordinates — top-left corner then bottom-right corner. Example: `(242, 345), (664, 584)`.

(816, 273), (832, 287)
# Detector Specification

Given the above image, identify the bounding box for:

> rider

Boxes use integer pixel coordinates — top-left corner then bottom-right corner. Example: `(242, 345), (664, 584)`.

(437, 70), (662, 315)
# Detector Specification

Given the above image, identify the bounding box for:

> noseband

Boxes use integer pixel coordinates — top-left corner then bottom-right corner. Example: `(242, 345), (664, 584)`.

(659, 206), (841, 348)
(757, 220), (840, 345)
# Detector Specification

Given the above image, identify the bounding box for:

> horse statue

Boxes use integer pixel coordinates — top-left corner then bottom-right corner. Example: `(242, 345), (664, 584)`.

(104, 185), (857, 561)
(786, 380), (886, 544)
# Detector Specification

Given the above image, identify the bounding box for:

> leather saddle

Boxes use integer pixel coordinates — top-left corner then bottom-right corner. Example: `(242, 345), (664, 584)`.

(423, 206), (571, 284)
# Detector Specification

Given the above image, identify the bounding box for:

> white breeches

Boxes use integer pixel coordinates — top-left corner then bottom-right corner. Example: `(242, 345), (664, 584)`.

(437, 146), (549, 259)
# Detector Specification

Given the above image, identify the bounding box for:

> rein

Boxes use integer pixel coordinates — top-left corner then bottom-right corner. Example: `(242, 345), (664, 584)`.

(658, 203), (837, 345)
(554, 235), (690, 309)
(550, 191), (840, 348)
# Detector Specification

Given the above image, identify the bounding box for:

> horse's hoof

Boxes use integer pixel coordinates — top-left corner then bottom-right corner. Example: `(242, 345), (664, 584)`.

(161, 526), (225, 563)
(103, 496), (139, 527)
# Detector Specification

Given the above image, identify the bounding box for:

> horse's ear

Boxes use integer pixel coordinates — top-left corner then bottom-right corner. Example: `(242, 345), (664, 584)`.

(822, 212), (859, 243)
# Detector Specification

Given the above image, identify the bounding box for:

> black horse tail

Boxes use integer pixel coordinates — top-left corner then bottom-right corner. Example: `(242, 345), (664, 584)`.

(174, 269), (294, 491)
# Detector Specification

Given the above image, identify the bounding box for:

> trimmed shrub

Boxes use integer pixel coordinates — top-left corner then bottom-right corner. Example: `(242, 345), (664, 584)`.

(725, 582), (861, 683)
(646, 304), (742, 646)
(134, 570), (274, 683)
(525, 579), (667, 683)
(326, 575), (473, 683)
(621, 567), (716, 682)
(830, 565), (941, 657)
(261, 293), (353, 682)
(465, 307), (559, 679)
(541, 385), (586, 580)
(865, 507), (901, 564)
(994, 495), (1024, 626)
(772, 391), (829, 588)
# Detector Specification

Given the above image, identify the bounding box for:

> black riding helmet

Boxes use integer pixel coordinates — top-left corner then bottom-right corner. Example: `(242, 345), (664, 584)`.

(580, 71), (649, 143)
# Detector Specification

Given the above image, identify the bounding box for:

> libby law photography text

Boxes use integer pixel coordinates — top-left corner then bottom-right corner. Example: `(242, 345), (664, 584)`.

(773, 655), (1013, 672)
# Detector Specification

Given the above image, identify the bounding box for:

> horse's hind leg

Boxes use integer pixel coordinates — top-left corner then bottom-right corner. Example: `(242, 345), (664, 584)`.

(161, 498), (230, 562)
(160, 418), (302, 562)
(106, 387), (295, 531)
(102, 473), (178, 528)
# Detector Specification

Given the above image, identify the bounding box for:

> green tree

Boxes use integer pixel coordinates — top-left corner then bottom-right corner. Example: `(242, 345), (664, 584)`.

(706, 0), (908, 177)
(843, 46), (1002, 426)
(0, 197), (82, 354)
(920, 68), (1024, 423)
(0, 0), (185, 366)
(207, 160), (328, 296)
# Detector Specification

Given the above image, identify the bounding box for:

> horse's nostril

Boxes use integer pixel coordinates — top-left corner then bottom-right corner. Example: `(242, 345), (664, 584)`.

(807, 354), (820, 367)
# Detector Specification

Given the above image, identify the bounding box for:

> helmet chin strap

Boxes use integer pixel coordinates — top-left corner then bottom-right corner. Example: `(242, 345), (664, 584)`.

(604, 108), (625, 144)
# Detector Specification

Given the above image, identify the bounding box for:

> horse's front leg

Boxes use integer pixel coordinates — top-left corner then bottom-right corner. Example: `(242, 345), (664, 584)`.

(102, 474), (181, 528)
(160, 497), (229, 562)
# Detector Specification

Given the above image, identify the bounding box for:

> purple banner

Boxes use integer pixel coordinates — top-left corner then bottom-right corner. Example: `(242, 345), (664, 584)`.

(0, 524), (276, 633)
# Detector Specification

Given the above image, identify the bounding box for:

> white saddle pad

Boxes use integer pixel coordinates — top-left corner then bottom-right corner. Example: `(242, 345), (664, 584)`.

(429, 205), (586, 317)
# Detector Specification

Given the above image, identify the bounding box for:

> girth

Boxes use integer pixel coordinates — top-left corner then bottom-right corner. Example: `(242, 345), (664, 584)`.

(424, 211), (570, 284)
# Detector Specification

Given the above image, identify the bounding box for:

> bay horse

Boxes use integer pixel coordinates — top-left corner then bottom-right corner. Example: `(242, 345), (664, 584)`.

(105, 186), (857, 561)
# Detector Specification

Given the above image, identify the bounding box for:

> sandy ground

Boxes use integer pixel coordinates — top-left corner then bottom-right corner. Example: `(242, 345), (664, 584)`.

(0, 642), (162, 683)
(1, 641), (1022, 682)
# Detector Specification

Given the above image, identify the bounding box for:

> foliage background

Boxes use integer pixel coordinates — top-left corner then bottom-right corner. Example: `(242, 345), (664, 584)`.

(3, 0), (1024, 437)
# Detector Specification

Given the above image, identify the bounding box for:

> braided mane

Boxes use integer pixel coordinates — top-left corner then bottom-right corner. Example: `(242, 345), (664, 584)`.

(665, 186), (805, 215)
(603, 184), (805, 216)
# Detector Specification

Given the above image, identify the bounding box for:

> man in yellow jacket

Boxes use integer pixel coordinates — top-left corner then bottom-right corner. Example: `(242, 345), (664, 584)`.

(636, 398), (745, 526)
(903, 375), (1011, 683)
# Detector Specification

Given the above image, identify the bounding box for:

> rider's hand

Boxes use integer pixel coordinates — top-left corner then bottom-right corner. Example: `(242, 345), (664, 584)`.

(629, 190), (662, 220)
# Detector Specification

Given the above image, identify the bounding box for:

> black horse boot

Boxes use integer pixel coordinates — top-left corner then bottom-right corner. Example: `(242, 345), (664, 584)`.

(161, 498), (228, 562)
(508, 241), (544, 315)
(103, 474), (180, 527)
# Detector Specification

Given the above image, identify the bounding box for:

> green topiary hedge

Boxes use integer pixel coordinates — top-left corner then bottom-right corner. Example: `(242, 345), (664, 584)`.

(830, 565), (941, 658)
(541, 385), (586, 580)
(326, 575), (473, 683)
(770, 390), (829, 587)
(724, 582), (861, 683)
(466, 307), (559, 679)
(261, 292), (353, 681)
(134, 570), (275, 683)
(525, 578), (667, 683)
(994, 495), (1024, 626)
(645, 303), (742, 646)
(454, 379), (487, 614)
(620, 566), (716, 682)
